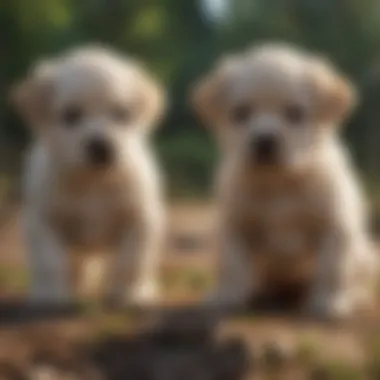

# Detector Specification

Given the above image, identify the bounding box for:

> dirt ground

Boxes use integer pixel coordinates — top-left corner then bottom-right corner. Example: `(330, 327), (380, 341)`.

(0, 201), (379, 379)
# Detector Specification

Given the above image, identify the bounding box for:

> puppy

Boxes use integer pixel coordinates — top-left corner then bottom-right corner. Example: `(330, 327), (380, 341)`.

(11, 46), (165, 305)
(191, 43), (378, 319)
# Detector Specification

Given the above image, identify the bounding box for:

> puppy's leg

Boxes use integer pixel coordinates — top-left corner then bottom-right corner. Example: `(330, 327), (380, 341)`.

(305, 231), (366, 319)
(25, 213), (69, 303)
(204, 234), (257, 311)
(129, 214), (164, 306)
(106, 209), (163, 307)
(76, 254), (106, 298)
(354, 242), (379, 309)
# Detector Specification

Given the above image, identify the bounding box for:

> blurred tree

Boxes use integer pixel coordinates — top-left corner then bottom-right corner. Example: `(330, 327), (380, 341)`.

(219, 0), (380, 176)
(1, 0), (380, 192)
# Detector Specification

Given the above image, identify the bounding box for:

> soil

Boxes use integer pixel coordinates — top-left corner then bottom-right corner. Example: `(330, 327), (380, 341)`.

(0, 201), (379, 379)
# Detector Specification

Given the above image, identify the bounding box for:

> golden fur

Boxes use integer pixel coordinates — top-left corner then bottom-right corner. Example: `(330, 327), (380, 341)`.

(192, 43), (377, 318)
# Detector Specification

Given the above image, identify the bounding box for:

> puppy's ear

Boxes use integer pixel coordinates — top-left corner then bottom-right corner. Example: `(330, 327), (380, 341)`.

(136, 69), (166, 130)
(190, 55), (239, 127)
(308, 58), (357, 124)
(10, 60), (56, 130)
(191, 72), (223, 127)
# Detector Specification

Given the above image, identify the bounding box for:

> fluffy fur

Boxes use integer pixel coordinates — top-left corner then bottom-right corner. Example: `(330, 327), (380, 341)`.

(191, 43), (378, 319)
(12, 46), (166, 304)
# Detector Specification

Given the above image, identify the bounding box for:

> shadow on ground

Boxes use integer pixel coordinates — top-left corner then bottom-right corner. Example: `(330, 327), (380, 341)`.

(0, 304), (251, 380)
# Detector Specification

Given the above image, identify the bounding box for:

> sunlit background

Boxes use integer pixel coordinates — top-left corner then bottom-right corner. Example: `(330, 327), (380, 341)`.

(1, 0), (380, 201)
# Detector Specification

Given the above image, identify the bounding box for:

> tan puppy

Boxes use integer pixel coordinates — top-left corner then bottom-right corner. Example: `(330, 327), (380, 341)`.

(191, 43), (377, 319)
(12, 46), (165, 305)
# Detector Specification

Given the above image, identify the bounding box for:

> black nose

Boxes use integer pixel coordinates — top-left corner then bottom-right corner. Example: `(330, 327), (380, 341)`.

(251, 134), (278, 164)
(86, 138), (113, 167)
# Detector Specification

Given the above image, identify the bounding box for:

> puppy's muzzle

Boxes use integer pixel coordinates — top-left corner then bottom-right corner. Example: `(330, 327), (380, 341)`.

(250, 134), (279, 165)
(85, 138), (114, 168)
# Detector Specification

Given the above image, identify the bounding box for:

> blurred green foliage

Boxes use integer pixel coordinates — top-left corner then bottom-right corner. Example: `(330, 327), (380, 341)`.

(2, 0), (380, 196)
(156, 130), (217, 197)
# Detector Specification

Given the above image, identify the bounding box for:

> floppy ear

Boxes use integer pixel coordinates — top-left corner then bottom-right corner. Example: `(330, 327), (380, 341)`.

(10, 60), (56, 130)
(136, 68), (166, 130)
(190, 55), (239, 127)
(308, 58), (357, 124)
(190, 72), (224, 127)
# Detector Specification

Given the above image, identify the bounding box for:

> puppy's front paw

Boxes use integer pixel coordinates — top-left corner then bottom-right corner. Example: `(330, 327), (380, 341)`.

(104, 282), (160, 310)
(104, 286), (159, 310)
(130, 282), (160, 307)
(304, 293), (355, 321)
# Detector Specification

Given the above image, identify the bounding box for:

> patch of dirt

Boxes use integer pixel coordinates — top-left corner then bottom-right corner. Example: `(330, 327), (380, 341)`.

(0, 202), (379, 379)
(0, 307), (252, 380)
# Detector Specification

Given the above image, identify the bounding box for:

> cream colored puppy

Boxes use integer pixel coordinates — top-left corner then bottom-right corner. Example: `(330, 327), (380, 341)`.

(12, 46), (165, 305)
(191, 43), (377, 319)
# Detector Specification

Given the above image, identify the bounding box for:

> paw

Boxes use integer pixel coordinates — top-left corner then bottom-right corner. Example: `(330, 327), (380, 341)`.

(104, 282), (160, 310)
(304, 293), (355, 321)
(130, 282), (160, 307)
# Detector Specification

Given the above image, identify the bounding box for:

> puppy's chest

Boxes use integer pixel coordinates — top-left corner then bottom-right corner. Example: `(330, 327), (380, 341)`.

(48, 188), (135, 249)
(234, 186), (328, 257)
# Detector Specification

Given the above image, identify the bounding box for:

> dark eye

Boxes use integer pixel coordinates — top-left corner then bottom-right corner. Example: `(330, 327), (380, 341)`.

(284, 104), (305, 124)
(61, 106), (83, 127)
(230, 105), (253, 125)
(111, 105), (131, 123)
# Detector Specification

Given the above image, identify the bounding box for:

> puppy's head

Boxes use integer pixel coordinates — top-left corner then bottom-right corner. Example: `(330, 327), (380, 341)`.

(191, 43), (356, 172)
(11, 46), (165, 171)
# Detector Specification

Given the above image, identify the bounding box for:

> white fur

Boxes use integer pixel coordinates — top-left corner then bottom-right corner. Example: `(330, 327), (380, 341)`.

(15, 47), (165, 305)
